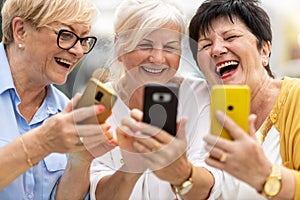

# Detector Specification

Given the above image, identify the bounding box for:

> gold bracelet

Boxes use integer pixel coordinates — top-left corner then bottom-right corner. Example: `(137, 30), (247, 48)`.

(19, 135), (35, 167)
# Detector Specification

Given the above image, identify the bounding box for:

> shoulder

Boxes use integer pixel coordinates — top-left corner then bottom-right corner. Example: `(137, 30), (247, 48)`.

(180, 76), (210, 96)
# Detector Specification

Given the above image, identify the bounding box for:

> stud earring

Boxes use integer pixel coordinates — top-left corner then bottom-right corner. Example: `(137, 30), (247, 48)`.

(263, 60), (268, 66)
(18, 44), (23, 48)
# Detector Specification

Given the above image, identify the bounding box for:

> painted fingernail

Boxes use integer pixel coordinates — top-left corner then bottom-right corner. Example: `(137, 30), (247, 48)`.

(98, 105), (106, 112)
(107, 139), (118, 146)
(106, 125), (111, 131)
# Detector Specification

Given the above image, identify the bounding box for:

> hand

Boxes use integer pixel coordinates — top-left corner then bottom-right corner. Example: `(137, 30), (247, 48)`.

(203, 111), (271, 190)
(121, 109), (191, 185)
(37, 94), (116, 161)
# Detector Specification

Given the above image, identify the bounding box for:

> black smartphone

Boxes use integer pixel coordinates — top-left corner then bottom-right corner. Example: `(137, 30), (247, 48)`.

(142, 83), (179, 136)
(76, 77), (117, 124)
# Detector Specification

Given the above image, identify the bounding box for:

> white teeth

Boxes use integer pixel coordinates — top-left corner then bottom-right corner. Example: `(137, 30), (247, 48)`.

(142, 66), (164, 74)
(56, 58), (73, 66)
(216, 61), (238, 73)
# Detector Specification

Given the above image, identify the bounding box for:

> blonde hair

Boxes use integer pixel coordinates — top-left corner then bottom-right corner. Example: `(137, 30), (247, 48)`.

(1, 0), (98, 44)
(108, 0), (187, 81)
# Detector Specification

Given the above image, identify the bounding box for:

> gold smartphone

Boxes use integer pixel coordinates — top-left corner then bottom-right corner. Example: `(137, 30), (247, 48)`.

(76, 77), (117, 124)
(210, 85), (250, 140)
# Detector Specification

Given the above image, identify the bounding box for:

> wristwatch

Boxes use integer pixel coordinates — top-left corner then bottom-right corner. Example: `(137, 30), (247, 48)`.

(171, 164), (195, 196)
(261, 165), (282, 198)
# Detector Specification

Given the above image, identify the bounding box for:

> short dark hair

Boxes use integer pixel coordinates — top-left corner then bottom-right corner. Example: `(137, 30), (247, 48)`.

(189, 0), (275, 78)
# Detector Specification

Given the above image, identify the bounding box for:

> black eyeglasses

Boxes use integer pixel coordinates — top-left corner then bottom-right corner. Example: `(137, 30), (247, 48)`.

(57, 29), (97, 54)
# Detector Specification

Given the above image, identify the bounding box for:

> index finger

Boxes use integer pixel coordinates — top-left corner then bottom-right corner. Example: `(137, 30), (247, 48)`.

(73, 105), (106, 124)
(215, 110), (248, 140)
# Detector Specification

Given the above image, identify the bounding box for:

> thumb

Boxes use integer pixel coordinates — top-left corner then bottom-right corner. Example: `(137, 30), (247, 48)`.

(248, 114), (257, 139)
(176, 118), (187, 141)
(62, 93), (81, 113)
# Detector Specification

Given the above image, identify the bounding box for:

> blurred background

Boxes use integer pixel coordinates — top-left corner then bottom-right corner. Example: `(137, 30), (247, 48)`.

(1, 0), (300, 98)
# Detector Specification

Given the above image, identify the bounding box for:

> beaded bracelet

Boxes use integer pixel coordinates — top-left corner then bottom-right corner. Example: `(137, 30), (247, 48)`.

(19, 135), (35, 167)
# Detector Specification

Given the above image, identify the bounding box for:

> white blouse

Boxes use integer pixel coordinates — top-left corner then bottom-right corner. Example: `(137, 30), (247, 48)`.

(90, 77), (211, 200)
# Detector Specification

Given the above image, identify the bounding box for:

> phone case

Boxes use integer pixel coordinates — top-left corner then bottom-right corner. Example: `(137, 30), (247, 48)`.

(210, 85), (250, 140)
(76, 77), (117, 124)
(142, 83), (179, 136)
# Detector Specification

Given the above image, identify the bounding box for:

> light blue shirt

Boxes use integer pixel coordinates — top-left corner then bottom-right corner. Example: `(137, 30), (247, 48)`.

(0, 43), (71, 200)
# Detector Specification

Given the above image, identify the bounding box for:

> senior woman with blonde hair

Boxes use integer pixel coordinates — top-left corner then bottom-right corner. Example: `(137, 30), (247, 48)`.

(0, 0), (115, 199)
(90, 0), (213, 199)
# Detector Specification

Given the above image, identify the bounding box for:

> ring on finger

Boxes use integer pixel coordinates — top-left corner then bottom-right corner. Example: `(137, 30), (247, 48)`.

(80, 137), (84, 143)
(219, 152), (227, 162)
(151, 142), (161, 152)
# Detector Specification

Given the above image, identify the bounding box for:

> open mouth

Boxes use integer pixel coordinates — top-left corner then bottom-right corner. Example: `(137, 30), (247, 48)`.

(215, 61), (239, 77)
(141, 66), (167, 74)
(55, 58), (72, 69)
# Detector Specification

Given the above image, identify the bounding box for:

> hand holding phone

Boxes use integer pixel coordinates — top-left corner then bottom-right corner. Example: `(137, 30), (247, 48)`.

(142, 83), (179, 136)
(210, 85), (250, 140)
(76, 78), (117, 124)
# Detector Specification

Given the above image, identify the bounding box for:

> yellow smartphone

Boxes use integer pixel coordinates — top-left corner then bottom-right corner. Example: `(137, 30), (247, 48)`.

(210, 85), (250, 140)
(76, 77), (117, 124)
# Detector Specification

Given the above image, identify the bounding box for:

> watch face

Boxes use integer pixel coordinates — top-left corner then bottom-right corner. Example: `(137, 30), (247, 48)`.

(264, 177), (281, 196)
(180, 181), (193, 195)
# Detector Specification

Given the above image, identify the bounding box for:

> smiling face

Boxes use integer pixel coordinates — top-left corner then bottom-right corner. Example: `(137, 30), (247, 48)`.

(21, 21), (91, 85)
(117, 24), (182, 85)
(196, 16), (271, 86)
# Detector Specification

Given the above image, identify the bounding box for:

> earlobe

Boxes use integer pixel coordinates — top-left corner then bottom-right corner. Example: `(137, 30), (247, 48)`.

(261, 41), (271, 66)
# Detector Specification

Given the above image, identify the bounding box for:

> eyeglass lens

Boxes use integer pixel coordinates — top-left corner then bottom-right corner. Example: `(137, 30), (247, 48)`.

(57, 30), (97, 54)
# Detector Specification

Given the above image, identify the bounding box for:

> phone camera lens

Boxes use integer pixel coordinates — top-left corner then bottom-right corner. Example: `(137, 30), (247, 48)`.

(95, 91), (103, 101)
(228, 105), (234, 111)
(159, 95), (164, 101)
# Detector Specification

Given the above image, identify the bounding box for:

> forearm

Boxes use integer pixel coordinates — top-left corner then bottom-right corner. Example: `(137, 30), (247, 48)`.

(0, 128), (50, 189)
(55, 155), (92, 200)
(180, 166), (214, 200)
(247, 164), (295, 200)
(256, 166), (295, 200)
(95, 165), (142, 200)
(272, 167), (295, 200)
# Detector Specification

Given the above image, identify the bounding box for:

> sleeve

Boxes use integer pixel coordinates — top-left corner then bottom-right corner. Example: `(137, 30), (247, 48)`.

(90, 149), (121, 200)
(291, 170), (300, 200)
(178, 78), (224, 199)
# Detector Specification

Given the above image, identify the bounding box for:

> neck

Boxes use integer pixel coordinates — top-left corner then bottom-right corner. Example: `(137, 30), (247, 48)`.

(250, 78), (282, 129)
(7, 45), (48, 122)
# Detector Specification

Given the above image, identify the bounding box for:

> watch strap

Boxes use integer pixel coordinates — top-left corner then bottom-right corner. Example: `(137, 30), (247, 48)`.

(171, 164), (195, 196)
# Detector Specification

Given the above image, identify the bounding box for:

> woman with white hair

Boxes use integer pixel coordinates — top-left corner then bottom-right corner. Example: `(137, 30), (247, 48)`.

(90, 0), (214, 199)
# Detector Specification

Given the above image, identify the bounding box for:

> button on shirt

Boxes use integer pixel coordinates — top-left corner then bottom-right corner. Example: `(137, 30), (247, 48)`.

(0, 43), (69, 200)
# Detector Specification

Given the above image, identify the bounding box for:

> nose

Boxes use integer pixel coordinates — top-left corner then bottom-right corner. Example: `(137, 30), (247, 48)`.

(68, 41), (85, 57)
(211, 40), (227, 57)
(149, 48), (166, 64)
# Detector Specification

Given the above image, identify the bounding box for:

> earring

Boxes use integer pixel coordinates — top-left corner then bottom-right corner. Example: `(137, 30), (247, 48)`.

(18, 43), (23, 48)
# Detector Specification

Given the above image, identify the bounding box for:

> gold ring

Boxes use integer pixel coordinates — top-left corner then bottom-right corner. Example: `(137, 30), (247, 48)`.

(151, 143), (160, 152)
(78, 137), (84, 145)
(219, 153), (227, 162)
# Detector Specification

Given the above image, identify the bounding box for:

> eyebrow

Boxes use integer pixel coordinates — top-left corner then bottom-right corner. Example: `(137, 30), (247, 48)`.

(198, 29), (241, 41)
(141, 38), (180, 44)
(60, 23), (90, 36)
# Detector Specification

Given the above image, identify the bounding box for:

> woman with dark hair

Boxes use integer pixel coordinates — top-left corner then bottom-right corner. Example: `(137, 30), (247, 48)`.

(189, 0), (300, 199)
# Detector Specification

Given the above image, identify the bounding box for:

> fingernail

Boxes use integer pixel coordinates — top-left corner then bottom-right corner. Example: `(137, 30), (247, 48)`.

(98, 105), (106, 112)
(106, 125), (111, 131)
(107, 139), (117, 145)
(103, 131), (113, 139)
